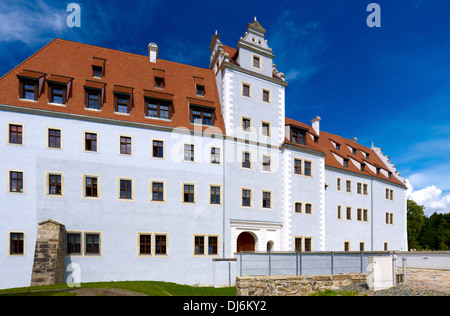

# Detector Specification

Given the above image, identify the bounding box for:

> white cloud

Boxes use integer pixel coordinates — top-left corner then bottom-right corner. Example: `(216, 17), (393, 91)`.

(0, 0), (67, 44)
(406, 179), (450, 215)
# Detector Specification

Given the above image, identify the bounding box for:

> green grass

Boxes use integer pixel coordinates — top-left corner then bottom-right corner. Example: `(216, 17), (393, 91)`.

(0, 281), (236, 296)
(309, 289), (360, 296)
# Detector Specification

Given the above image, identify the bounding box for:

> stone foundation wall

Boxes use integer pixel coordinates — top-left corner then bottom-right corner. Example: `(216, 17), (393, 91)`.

(30, 219), (67, 286)
(236, 274), (367, 296)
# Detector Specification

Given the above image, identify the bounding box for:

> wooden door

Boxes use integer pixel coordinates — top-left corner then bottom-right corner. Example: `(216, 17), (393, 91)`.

(237, 232), (255, 252)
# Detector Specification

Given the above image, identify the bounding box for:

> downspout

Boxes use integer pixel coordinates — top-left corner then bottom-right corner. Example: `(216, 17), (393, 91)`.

(371, 177), (374, 251)
(222, 135), (226, 258)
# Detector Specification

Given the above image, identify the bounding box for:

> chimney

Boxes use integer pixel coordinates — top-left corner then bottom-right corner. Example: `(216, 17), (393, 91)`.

(311, 116), (321, 136)
(148, 43), (158, 63)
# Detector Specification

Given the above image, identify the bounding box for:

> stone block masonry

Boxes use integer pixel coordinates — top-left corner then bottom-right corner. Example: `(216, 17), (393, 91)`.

(30, 219), (67, 286)
(236, 274), (367, 296)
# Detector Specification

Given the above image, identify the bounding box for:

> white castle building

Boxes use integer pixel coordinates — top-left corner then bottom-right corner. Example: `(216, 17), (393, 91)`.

(0, 20), (407, 289)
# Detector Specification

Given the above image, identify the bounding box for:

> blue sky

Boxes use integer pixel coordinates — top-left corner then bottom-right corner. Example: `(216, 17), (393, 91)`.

(0, 0), (449, 214)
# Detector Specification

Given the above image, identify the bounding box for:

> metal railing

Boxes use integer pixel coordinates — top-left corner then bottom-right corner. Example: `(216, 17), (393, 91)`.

(238, 251), (391, 277)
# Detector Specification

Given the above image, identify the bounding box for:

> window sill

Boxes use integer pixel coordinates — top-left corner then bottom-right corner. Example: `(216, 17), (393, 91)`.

(19, 98), (38, 103)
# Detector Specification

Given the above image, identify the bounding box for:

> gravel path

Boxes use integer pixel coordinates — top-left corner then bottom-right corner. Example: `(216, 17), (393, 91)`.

(340, 280), (449, 296)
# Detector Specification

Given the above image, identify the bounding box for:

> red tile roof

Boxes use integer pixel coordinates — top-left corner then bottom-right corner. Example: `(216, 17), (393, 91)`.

(284, 117), (406, 187)
(0, 38), (225, 134)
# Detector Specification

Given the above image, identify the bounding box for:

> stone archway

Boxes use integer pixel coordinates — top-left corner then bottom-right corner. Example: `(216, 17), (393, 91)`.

(237, 232), (256, 252)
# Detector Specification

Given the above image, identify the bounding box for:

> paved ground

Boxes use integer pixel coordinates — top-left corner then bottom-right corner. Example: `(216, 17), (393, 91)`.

(403, 268), (450, 293)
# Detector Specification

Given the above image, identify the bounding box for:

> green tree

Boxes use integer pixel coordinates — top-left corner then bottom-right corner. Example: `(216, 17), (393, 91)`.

(406, 199), (425, 250)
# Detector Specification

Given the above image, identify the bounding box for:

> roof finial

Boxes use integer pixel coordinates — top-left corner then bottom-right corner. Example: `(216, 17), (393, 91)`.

(215, 30), (218, 36)
(254, 16), (257, 22)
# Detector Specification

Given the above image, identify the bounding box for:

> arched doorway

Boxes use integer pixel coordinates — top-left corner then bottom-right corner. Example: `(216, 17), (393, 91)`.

(237, 232), (256, 252)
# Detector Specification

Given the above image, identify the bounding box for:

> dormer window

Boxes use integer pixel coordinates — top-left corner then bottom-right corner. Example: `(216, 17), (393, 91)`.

(23, 82), (37, 100)
(290, 128), (306, 145)
(352, 148), (357, 155)
(190, 105), (215, 126)
(92, 66), (103, 78)
(92, 57), (106, 78)
(336, 143), (341, 150)
(196, 84), (205, 96)
(46, 75), (73, 106)
(155, 77), (165, 89)
(113, 85), (133, 115)
(116, 96), (129, 113)
(343, 159), (349, 168)
(17, 70), (46, 101)
(153, 68), (166, 89)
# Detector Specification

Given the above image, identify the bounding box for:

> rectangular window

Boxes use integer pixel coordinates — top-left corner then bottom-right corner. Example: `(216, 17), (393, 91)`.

(93, 66), (103, 78)
(85, 176), (98, 198)
(210, 186), (221, 205)
(386, 212), (394, 224)
(154, 77), (165, 89)
(51, 87), (64, 104)
(86, 91), (100, 110)
(152, 182), (164, 201)
(155, 235), (167, 255)
(24, 83), (36, 100)
(120, 136), (132, 155)
(196, 85), (205, 96)
(337, 178), (341, 191)
(363, 184), (368, 195)
(357, 208), (362, 221)
(337, 205), (342, 219)
(119, 179), (132, 200)
(305, 203), (312, 214)
(357, 183), (362, 195)
(85, 233), (100, 255)
(85, 132), (97, 152)
(262, 90), (270, 103)
(346, 180), (352, 193)
(116, 96), (129, 114)
(304, 161), (312, 177)
(291, 129), (306, 145)
(242, 84), (250, 97)
(344, 242), (350, 252)
(208, 236), (218, 255)
(253, 55), (261, 69)
(242, 152), (251, 169)
(343, 159), (349, 168)
(10, 232), (24, 255)
(346, 207), (352, 220)
(360, 242), (365, 251)
(139, 234), (151, 255)
(304, 238), (312, 252)
(295, 202), (302, 213)
(262, 191), (271, 209)
(146, 99), (172, 120)
(294, 159), (302, 175)
(67, 233), (81, 255)
(48, 129), (61, 149)
(9, 124), (23, 145)
(184, 144), (194, 162)
(183, 184), (195, 203)
(363, 209), (368, 222)
(195, 236), (204, 255)
(190, 106), (214, 126)
(242, 118), (251, 131)
(48, 174), (62, 195)
(295, 238), (302, 252)
(242, 189), (251, 207)
(262, 122), (270, 136)
(9, 171), (23, 193)
(211, 147), (220, 164)
(152, 140), (164, 158)
(262, 156), (271, 172)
